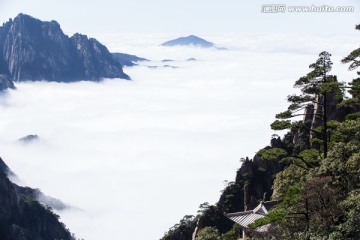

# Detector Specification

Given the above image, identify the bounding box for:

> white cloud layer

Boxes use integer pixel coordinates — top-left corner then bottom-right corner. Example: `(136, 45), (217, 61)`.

(0, 33), (357, 240)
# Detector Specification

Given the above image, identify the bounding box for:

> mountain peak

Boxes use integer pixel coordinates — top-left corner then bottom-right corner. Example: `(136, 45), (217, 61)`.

(14, 13), (60, 26)
(161, 35), (215, 48)
(15, 13), (35, 20)
(0, 14), (129, 84)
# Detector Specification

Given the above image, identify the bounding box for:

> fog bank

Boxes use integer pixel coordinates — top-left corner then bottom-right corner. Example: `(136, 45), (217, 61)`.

(0, 33), (357, 240)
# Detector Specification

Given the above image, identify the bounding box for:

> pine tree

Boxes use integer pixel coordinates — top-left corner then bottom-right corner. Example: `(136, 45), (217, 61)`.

(341, 24), (360, 110)
(271, 51), (343, 158)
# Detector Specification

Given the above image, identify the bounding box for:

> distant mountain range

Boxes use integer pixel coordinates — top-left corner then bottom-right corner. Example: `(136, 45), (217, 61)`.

(161, 35), (227, 50)
(111, 52), (149, 67)
(0, 14), (141, 90)
(161, 35), (214, 48)
(0, 15), (224, 92)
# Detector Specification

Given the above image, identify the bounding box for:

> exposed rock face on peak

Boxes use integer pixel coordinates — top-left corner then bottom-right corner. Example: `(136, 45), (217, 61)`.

(0, 13), (129, 84)
(161, 35), (215, 48)
(70, 33), (130, 80)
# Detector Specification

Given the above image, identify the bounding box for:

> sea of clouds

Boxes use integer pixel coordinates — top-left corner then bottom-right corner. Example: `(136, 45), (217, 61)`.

(0, 33), (357, 240)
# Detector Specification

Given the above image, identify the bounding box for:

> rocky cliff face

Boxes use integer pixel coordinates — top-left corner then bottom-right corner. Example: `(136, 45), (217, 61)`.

(293, 90), (355, 152)
(0, 157), (74, 240)
(0, 14), (129, 84)
(70, 33), (130, 80)
(192, 140), (287, 236)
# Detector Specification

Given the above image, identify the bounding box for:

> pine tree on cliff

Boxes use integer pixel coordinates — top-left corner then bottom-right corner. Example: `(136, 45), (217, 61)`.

(341, 24), (360, 110)
(270, 51), (343, 159)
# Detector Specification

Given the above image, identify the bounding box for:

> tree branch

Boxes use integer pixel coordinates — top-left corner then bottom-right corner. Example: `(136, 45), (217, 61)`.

(292, 161), (310, 171)
(291, 113), (322, 118)
(290, 156), (315, 169)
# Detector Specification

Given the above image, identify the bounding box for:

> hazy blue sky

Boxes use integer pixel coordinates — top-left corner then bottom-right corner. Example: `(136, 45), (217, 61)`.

(1, 0), (359, 35)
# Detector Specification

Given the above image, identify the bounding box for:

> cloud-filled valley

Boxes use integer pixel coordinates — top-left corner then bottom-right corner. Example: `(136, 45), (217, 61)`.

(0, 33), (357, 240)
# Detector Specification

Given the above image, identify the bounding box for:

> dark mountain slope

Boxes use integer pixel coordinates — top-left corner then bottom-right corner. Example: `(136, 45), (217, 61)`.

(0, 157), (74, 240)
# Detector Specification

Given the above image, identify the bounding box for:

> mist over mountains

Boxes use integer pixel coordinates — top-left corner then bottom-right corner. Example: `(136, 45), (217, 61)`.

(0, 14), (227, 92)
(0, 14), (130, 87)
(0, 11), (358, 240)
